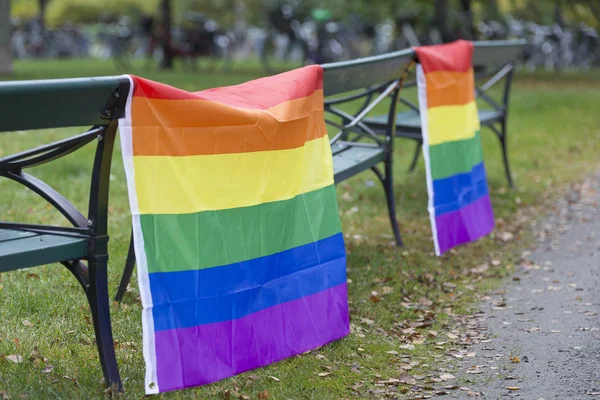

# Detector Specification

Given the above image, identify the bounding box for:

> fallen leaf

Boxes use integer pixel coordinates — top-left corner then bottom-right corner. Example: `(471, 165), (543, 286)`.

(22, 320), (34, 328)
(369, 294), (381, 303)
(258, 390), (270, 399)
(42, 365), (54, 374)
(6, 355), (22, 364)
(439, 373), (455, 381)
(386, 350), (398, 355)
(268, 376), (279, 382)
(399, 344), (415, 350)
(509, 356), (520, 363)
(491, 260), (501, 266)
(428, 330), (438, 338)
(419, 297), (433, 307)
(377, 378), (400, 385)
(446, 333), (458, 339)
(0, 390), (7, 399)
(506, 386), (520, 391)
(317, 372), (330, 377)
(500, 231), (514, 241)
(26, 273), (40, 280)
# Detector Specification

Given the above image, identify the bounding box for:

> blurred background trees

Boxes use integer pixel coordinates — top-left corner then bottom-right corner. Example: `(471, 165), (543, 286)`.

(8, 0), (600, 30)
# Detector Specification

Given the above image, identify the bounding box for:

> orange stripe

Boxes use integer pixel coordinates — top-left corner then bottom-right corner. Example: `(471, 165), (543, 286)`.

(425, 69), (475, 108)
(131, 90), (326, 156)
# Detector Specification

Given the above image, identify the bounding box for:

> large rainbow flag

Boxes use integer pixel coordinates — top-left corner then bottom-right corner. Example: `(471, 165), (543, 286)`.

(415, 40), (495, 255)
(118, 66), (349, 394)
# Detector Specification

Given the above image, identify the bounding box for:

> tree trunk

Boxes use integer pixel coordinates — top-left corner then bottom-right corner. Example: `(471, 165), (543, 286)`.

(38, 0), (47, 30)
(0, 0), (12, 75)
(554, 0), (565, 27)
(484, 0), (501, 21)
(433, 0), (449, 42)
(460, 0), (475, 40)
(159, 0), (174, 69)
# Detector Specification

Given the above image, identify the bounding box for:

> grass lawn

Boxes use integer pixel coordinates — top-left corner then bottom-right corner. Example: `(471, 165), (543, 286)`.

(1, 59), (599, 399)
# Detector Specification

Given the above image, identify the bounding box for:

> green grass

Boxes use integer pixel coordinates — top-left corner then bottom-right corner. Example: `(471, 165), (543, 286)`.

(1, 59), (599, 399)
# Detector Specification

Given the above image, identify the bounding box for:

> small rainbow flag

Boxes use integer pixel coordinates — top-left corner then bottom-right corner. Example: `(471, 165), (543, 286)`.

(119, 66), (349, 394)
(415, 40), (495, 255)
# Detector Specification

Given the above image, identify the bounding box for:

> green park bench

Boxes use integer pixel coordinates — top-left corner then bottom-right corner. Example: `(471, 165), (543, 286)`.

(0, 76), (130, 389)
(365, 39), (527, 187)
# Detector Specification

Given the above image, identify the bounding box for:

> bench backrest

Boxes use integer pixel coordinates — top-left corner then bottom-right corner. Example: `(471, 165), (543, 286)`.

(472, 40), (527, 69)
(0, 77), (130, 242)
(322, 49), (414, 96)
(0, 76), (129, 132)
(320, 49), (414, 158)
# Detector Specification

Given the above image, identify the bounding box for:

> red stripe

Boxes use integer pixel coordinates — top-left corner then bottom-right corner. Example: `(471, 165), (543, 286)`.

(414, 40), (473, 74)
(131, 65), (323, 109)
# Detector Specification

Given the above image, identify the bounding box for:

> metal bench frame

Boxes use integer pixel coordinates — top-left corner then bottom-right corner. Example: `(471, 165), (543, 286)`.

(0, 77), (129, 390)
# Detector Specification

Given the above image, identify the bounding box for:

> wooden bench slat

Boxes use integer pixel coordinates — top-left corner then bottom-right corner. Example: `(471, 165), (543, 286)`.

(322, 49), (414, 96)
(365, 109), (504, 133)
(0, 76), (127, 131)
(333, 145), (386, 184)
(0, 229), (88, 273)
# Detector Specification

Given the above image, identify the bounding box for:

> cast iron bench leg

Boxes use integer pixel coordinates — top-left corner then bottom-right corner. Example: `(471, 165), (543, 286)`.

(384, 156), (403, 247)
(114, 230), (135, 302)
(408, 141), (422, 173)
(499, 120), (514, 188)
(88, 257), (123, 391)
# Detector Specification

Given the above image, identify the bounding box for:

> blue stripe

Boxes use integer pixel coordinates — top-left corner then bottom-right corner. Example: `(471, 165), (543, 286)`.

(433, 162), (489, 217)
(150, 233), (347, 331)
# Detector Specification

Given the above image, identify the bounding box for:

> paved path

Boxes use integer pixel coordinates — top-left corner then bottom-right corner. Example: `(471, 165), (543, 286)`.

(451, 172), (600, 399)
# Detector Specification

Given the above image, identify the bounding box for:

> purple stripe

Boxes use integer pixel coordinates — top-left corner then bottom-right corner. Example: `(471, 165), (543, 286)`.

(435, 194), (494, 254)
(153, 283), (350, 392)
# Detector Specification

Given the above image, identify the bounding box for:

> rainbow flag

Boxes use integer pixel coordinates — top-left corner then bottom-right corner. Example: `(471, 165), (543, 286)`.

(118, 66), (349, 394)
(415, 40), (495, 255)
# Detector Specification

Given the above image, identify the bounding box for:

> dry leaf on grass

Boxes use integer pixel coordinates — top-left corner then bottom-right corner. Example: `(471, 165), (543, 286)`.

(258, 390), (270, 399)
(439, 373), (455, 381)
(317, 372), (330, 377)
(268, 376), (279, 382)
(6, 355), (22, 364)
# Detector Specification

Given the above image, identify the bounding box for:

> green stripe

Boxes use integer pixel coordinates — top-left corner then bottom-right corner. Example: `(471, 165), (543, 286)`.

(140, 185), (342, 273)
(429, 131), (483, 180)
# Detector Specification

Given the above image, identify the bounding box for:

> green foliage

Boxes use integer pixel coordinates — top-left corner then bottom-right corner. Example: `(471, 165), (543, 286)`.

(10, 0), (39, 21)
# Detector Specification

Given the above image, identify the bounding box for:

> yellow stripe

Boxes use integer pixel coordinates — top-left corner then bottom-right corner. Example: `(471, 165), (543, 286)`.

(133, 136), (334, 215)
(427, 101), (480, 145)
